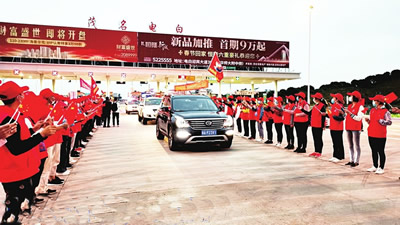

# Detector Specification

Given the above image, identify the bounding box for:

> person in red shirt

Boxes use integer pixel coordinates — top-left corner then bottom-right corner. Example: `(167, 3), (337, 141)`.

(262, 97), (275, 144)
(283, 95), (296, 149)
(241, 96), (251, 137)
(309, 93), (327, 158)
(249, 98), (258, 140)
(294, 92), (310, 153)
(273, 96), (284, 147)
(344, 91), (365, 167)
(365, 95), (392, 174)
(224, 95), (234, 118)
(328, 93), (346, 163)
(234, 96), (243, 134)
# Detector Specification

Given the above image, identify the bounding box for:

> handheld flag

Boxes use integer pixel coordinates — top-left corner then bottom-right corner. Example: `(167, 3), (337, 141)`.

(384, 92), (398, 104)
(80, 78), (91, 91)
(91, 77), (99, 96)
(208, 52), (224, 82)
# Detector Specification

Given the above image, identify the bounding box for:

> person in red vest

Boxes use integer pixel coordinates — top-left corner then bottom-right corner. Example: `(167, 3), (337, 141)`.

(365, 95), (392, 174)
(249, 98), (258, 140)
(0, 81), (56, 224)
(294, 92), (310, 153)
(327, 93), (346, 163)
(234, 96), (243, 134)
(224, 95), (234, 118)
(256, 97), (265, 142)
(273, 96), (284, 147)
(309, 93), (327, 158)
(283, 95), (296, 149)
(344, 91), (365, 167)
(241, 96), (251, 137)
(263, 97), (274, 144)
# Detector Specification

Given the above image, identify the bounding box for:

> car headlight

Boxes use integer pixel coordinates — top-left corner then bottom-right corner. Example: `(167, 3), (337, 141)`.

(223, 116), (234, 127)
(175, 116), (190, 128)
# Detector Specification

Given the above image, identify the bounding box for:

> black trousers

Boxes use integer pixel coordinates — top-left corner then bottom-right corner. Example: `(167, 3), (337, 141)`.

(266, 119), (273, 141)
(243, 120), (249, 137)
(112, 112), (120, 126)
(294, 122), (308, 150)
(275, 123), (283, 143)
(312, 127), (323, 153)
(368, 137), (387, 169)
(250, 120), (257, 139)
(1, 177), (34, 223)
(285, 124), (295, 146)
(103, 113), (111, 127)
(95, 115), (102, 126)
(331, 130), (345, 160)
(32, 157), (47, 189)
(57, 135), (72, 173)
(236, 118), (242, 133)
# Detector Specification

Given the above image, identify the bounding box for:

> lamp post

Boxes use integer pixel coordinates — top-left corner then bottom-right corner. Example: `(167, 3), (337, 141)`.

(307, 5), (313, 104)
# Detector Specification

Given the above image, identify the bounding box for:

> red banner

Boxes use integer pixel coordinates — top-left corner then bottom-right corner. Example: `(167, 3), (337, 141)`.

(174, 80), (209, 91)
(138, 32), (289, 68)
(0, 22), (138, 62)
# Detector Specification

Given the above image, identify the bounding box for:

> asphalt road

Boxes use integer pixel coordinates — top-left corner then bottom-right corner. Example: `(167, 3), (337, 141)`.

(4, 113), (400, 224)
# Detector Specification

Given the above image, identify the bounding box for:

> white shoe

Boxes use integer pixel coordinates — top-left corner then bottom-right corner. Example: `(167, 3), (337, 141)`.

(276, 143), (282, 147)
(89, 132), (94, 136)
(81, 141), (88, 145)
(367, 167), (377, 172)
(57, 170), (70, 176)
(328, 157), (335, 162)
(375, 168), (384, 174)
(6, 214), (16, 223)
(256, 139), (262, 142)
(331, 158), (340, 163)
(20, 199), (29, 211)
(70, 159), (77, 164)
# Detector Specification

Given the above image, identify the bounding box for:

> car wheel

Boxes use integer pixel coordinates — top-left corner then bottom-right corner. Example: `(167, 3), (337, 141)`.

(168, 127), (179, 151)
(142, 118), (147, 125)
(156, 120), (164, 140)
(221, 139), (233, 149)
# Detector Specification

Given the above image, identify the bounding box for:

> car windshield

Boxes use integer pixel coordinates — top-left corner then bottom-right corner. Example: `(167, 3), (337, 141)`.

(145, 98), (161, 105)
(128, 100), (139, 105)
(172, 97), (218, 112)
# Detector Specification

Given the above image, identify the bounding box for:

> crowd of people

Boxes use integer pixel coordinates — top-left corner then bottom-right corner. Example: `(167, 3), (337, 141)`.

(213, 91), (396, 175)
(0, 81), (113, 224)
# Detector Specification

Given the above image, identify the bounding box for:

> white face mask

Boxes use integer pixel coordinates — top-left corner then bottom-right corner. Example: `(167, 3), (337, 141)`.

(296, 96), (299, 101)
(313, 98), (317, 104)
(274, 100), (278, 105)
(331, 98), (335, 104)
(372, 101), (377, 107)
(349, 96), (353, 102)
(257, 101), (261, 104)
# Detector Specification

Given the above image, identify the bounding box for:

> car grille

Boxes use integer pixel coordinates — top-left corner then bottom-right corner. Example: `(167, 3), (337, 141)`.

(188, 119), (224, 130)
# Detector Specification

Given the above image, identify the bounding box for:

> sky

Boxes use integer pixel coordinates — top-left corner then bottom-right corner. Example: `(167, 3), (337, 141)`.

(1, 0), (400, 90)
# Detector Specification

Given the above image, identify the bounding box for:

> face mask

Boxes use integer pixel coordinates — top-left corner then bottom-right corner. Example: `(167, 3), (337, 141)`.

(313, 98), (317, 104)
(296, 96), (299, 101)
(348, 96), (353, 102)
(274, 100), (278, 105)
(331, 98), (335, 104)
(286, 100), (289, 104)
(372, 101), (377, 107)
(257, 101), (261, 104)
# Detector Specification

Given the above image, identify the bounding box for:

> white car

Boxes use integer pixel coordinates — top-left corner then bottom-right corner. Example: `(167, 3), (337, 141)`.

(138, 97), (162, 125)
(125, 100), (140, 114)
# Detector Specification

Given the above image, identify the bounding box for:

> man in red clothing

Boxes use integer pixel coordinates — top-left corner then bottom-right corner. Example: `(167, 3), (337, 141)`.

(309, 93), (327, 158)
(366, 95), (392, 174)
(283, 95), (296, 149)
(273, 96), (284, 147)
(294, 92), (310, 153)
(328, 93), (346, 163)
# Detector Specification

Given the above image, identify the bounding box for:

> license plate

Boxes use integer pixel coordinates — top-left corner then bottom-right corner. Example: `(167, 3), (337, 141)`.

(201, 130), (217, 136)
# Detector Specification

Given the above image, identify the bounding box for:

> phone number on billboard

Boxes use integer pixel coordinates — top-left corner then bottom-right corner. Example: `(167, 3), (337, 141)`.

(152, 57), (172, 63)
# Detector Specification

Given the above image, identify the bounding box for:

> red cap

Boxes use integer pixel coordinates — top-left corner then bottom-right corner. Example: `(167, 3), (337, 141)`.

(286, 95), (295, 101)
(237, 96), (242, 100)
(228, 95), (234, 99)
(266, 97), (273, 101)
(40, 88), (55, 99)
(251, 98), (256, 101)
(275, 96), (283, 102)
(330, 93), (344, 103)
(347, 91), (361, 99)
(369, 94), (385, 103)
(0, 81), (29, 100)
(258, 97), (264, 101)
(222, 97), (227, 101)
(245, 96), (250, 101)
(295, 92), (306, 99)
(311, 92), (323, 99)
(212, 96), (217, 100)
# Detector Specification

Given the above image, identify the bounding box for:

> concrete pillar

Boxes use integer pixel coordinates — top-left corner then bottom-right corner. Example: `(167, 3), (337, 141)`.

(165, 77), (169, 90)
(274, 80), (278, 97)
(40, 74), (44, 90)
(157, 81), (160, 92)
(106, 75), (111, 96)
(251, 83), (255, 98)
(218, 81), (222, 97)
(52, 79), (56, 92)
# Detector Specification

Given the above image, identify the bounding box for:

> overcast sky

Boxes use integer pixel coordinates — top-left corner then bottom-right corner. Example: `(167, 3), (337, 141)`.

(1, 0), (399, 90)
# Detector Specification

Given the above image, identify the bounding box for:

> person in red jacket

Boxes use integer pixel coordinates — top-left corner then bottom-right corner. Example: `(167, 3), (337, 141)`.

(263, 97), (275, 144)
(294, 92), (310, 153)
(241, 96), (251, 137)
(249, 98), (258, 140)
(0, 81), (56, 224)
(365, 95), (392, 174)
(344, 91), (365, 167)
(328, 93), (346, 163)
(283, 95), (296, 149)
(309, 93), (327, 158)
(273, 96), (284, 147)
(224, 95), (235, 117)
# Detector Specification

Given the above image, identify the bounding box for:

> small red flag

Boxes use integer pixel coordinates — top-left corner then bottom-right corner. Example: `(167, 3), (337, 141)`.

(385, 92), (398, 104)
(64, 102), (78, 124)
(49, 101), (65, 121)
(208, 52), (224, 82)
(80, 78), (91, 91)
(91, 77), (99, 96)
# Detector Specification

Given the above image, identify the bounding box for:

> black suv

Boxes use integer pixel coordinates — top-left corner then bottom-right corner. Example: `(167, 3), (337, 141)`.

(156, 95), (234, 150)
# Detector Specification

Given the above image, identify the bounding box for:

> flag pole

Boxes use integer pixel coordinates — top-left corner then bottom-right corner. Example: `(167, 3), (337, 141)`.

(307, 5), (313, 104)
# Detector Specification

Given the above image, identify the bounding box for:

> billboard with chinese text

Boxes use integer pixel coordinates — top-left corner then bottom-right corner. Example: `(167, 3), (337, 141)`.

(138, 32), (289, 68)
(0, 22), (138, 62)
